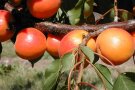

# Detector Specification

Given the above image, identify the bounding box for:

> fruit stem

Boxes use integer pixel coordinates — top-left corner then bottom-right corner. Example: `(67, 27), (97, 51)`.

(68, 61), (82, 90)
(94, 52), (121, 74)
(74, 49), (85, 90)
(95, 8), (113, 24)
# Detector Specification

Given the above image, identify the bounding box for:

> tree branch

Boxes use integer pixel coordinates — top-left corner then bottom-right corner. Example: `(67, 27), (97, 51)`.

(35, 20), (135, 35)
(4, 2), (135, 36)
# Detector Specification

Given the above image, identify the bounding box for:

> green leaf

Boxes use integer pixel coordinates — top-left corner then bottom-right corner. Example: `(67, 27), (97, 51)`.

(110, 9), (134, 22)
(43, 60), (61, 90)
(120, 10), (134, 21)
(84, 0), (94, 18)
(45, 60), (61, 78)
(61, 53), (75, 73)
(67, 0), (86, 25)
(113, 72), (135, 90)
(95, 64), (113, 90)
(80, 45), (94, 63)
(84, 2), (91, 18)
(43, 72), (59, 90)
(43, 51), (55, 61)
(56, 73), (69, 90)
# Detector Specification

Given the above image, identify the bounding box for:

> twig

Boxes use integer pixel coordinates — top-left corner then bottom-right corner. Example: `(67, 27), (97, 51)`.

(96, 8), (134, 24)
(68, 61), (82, 90)
(94, 52), (121, 74)
(74, 49), (85, 90)
(95, 8), (113, 24)
(114, 0), (118, 22)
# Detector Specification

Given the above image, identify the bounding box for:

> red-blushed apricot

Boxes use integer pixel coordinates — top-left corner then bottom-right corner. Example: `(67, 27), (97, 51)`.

(46, 34), (63, 58)
(59, 30), (96, 57)
(58, 30), (96, 69)
(14, 28), (46, 60)
(0, 10), (14, 42)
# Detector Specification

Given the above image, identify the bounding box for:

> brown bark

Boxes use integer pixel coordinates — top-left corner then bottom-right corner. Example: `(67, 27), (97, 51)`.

(35, 20), (135, 35)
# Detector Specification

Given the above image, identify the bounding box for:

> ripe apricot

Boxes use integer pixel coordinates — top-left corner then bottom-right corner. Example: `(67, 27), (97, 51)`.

(46, 34), (63, 58)
(14, 28), (46, 60)
(0, 10), (14, 42)
(96, 28), (134, 65)
(27, 0), (61, 19)
(58, 30), (96, 57)
(58, 30), (96, 69)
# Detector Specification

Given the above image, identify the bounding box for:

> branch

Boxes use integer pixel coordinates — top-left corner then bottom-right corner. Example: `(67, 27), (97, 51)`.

(4, 2), (135, 36)
(74, 49), (85, 90)
(35, 20), (135, 35)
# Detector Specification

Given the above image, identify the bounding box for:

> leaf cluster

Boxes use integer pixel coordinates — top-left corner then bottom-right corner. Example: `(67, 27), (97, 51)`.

(43, 46), (135, 90)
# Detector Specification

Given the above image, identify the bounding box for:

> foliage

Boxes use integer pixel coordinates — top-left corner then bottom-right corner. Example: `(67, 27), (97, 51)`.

(41, 45), (135, 90)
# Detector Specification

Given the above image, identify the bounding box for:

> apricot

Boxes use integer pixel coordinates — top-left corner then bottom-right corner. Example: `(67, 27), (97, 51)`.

(58, 30), (96, 69)
(27, 0), (61, 19)
(0, 10), (14, 42)
(14, 28), (46, 60)
(96, 28), (134, 65)
(46, 34), (63, 58)
(58, 30), (96, 57)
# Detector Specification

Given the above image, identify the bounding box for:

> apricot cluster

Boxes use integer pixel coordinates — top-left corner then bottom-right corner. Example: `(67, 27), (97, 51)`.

(57, 28), (134, 66)
(0, 0), (62, 61)
(0, 0), (134, 66)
